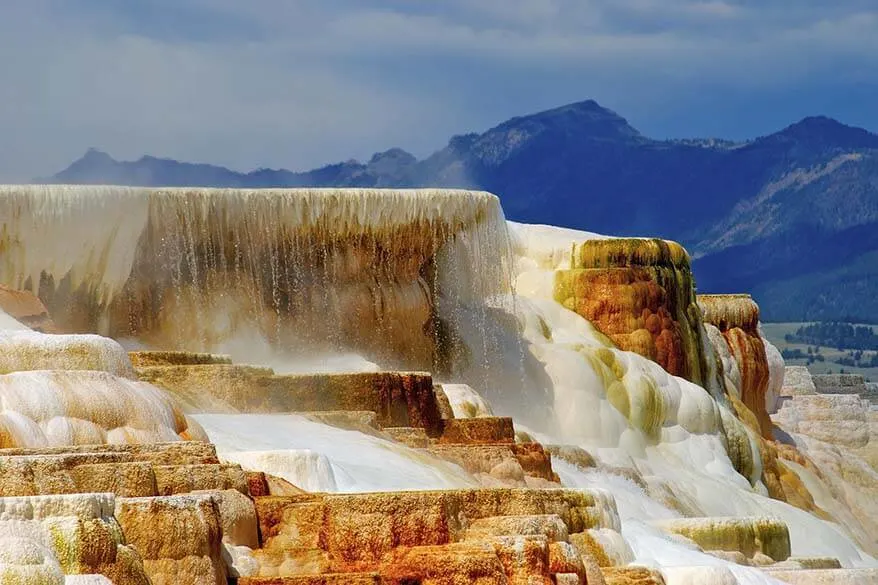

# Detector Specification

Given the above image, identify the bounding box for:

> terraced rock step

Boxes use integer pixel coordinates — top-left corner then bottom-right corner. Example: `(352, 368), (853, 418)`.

(299, 411), (382, 435)
(782, 366), (818, 397)
(427, 443), (559, 484)
(152, 463), (248, 495)
(0, 441), (220, 464)
(764, 568), (878, 584)
(116, 494), (228, 585)
(256, 488), (617, 552)
(132, 359), (564, 490)
(248, 487), (626, 584)
(438, 417), (515, 444)
(0, 447), (629, 585)
(463, 514), (570, 542)
(379, 543), (508, 584)
(0, 454), (156, 497)
(812, 374), (869, 396)
(383, 427), (432, 448)
(240, 575), (380, 585)
(772, 394), (872, 449)
(602, 566), (667, 584)
(775, 557), (842, 570)
(651, 516), (791, 562)
(128, 350), (232, 367)
(0, 493), (152, 584)
(0, 442), (251, 499)
(138, 366), (444, 436)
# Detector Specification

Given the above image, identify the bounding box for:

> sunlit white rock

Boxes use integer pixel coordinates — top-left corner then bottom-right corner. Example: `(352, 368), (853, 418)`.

(0, 370), (203, 447)
(0, 330), (135, 377)
(0, 308), (29, 331)
(760, 327), (784, 415)
(440, 383), (494, 418)
(0, 537), (64, 585)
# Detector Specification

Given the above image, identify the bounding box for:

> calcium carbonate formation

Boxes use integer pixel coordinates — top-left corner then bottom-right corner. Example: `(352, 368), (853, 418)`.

(0, 185), (876, 585)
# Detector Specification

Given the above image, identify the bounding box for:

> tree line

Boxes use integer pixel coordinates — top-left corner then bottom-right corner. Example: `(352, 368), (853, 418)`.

(784, 322), (878, 351)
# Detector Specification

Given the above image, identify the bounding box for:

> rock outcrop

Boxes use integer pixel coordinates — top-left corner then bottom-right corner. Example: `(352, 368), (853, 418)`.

(811, 374), (870, 396)
(0, 186), (513, 374)
(0, 285), (57, 332)
(774, 394), (871, 450)
(137, 366), (445, 438)
(0, 329), (135, 377)
(652, 516), (791, 562)
(699, 294), (781, 437)
(554, 239), (709, 385)
(0, 492), (150, 584)
(782, 366), (817, 397)
(772, 366), (878, 554)
(0, 369), (206, 447)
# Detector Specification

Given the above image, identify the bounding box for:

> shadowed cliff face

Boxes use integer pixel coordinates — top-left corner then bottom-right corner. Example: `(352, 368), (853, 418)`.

(699, 295), (774, 437)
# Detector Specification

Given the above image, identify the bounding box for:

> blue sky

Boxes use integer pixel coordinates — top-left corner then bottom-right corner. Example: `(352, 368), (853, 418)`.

(1, 0), (876, 181)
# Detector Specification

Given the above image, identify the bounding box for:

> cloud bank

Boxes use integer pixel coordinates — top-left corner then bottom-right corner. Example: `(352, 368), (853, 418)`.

(0, 0), (875, 181)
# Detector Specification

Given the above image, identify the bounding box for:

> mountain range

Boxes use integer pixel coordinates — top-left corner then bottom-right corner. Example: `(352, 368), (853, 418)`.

(45, 100), (878, 323)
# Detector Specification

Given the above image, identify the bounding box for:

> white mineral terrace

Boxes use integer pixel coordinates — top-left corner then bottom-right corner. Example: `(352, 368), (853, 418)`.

(0, 185), (507, 303)
(0, 185), (876, 584)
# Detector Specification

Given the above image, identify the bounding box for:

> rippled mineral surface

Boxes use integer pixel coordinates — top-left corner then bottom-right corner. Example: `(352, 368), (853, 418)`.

(0, 185), (875, 585)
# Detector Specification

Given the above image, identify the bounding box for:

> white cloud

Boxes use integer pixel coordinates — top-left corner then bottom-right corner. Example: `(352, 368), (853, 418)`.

(0, 2), (457, 180)
(0, 0), (875, 181)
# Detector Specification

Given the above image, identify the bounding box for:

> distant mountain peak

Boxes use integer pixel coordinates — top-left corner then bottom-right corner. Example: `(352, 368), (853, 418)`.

(78, 147), (115, 163)
(783, 115), (849, 134)
(136, 154), (164, 163)
(770, 115), (878, 150)
(52, 148), (119, 182)
(496, 99), (641, 140)
(368, 148), (416, 166)
(457, 99), (644, 167)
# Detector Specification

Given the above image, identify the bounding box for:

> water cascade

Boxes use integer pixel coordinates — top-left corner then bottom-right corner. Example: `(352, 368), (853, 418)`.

(1, 186), (514, 374)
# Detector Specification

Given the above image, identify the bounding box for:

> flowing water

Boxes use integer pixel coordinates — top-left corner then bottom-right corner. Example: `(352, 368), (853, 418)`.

(0, 185), (513, 374)
(2, 185), (877, 582)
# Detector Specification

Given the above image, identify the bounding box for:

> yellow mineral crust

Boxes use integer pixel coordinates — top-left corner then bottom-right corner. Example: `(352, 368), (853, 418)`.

(698, 294), (761, 332)
(127, 351), (232, 368)
(554, 238), (709, 386)
(570, 239), (691, 271)
(0, 536), (64, 585)
(652, 516), (791, 562)
(114, 493), (227, 585)
(0, 493), (151, 584)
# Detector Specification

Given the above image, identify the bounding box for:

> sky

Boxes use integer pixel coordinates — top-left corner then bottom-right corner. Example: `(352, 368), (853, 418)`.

(0, 0), (876, 181)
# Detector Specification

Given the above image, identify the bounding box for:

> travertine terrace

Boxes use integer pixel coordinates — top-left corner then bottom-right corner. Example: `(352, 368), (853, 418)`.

(0, 186), (876, 584)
